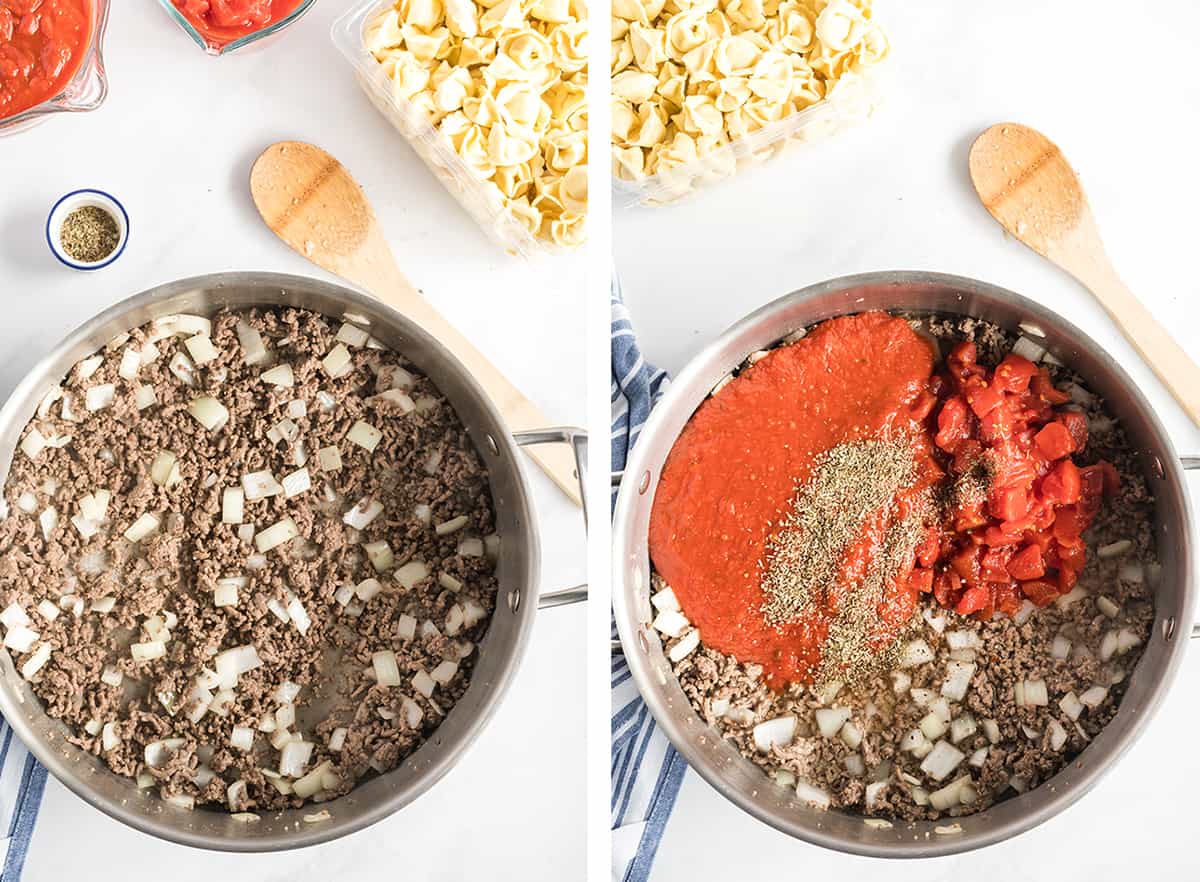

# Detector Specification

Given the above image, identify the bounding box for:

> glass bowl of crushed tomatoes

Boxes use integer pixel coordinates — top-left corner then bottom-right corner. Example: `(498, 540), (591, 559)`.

(158, 0), (316, 55)
(0, 0), (111, 135)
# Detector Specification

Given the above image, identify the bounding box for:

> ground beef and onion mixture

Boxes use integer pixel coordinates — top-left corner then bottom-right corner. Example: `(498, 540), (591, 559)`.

(650, 315), (1156, 825)
(0, 307), (499, 815)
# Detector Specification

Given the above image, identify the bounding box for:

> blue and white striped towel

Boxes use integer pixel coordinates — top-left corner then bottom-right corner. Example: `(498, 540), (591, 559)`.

(611, 279), (685, 882)
(0, 719), (47, 881)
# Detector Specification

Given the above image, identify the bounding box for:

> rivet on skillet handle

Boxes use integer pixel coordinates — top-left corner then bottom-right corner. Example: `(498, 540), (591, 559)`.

(514, 428), (588, 608)
(1184, 455), (1200, 639)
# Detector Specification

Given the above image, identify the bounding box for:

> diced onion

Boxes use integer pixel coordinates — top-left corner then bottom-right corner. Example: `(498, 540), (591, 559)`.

(130, 640), (165, 662)
(652, 609), (689, 638)
(123, 513), (160, 543)
(941, 661), (976, 702)
(752, 715), (796, 753)
(136, 384), (157, 410)
(1048, 719), (1068, 750)
(184, 333), (219, 366)
(85, 384), (115, 412)
(413, 504), (432, 525)
(929, 775), (970, 811)
(343, 497), (383, 529)
(840, 722), (863, 749)
(150, 451), (179, 487)
(328, 727), (348, 752)
(336, 322), (370, 347)
(919, 712), (948, 741)
(1051, 635), (1072, 659)
(118, 347), (141, 379)
(256, 518), (299, 552)
(372, 650), (402, 687)
(1098, 539), (1132, 559)
(920, 741), (965, 781)
(430, 660), (459, 685)
(101, 721), (121, 751)
(899, 639), (934, 668)
(949, 714), (977, 744)
(39, 506), (57, 540)
(395, 560), (430, 590)
(1012, 336), (1046, 362)
(412, 669), (436, 697)
(1, 602), (30, 629)
(364, 540), (394, 572)
(1017, 679), (1048, 707)
(281, 468), (311, 498)
(287, 595), (311, 635)
(1118, 562), (1144, 584)
(347, 420), (382, 452)
(101, 666), (124, 687)
(280, 741), (314, 778)
(187, 397), (229, 431)
(815, 707), (851, 739)
(945, 630), (979, 651)
(293, 760), (332, 799)
(1059, 692), (1084, 720)
(214, 644), (263, 689)
(438, 573), (463, 592)
(668, 629), (700, 661)
(20, 642), (52, 678)
(369, 389), (416, 413)
(90, 596), (116, 613)
(435, 515), (468, 536)
(230, 726), (255, 752)
(458, 537), (484, 557)
(794, 780), (831, 810)
(317, 446), (342, 472)
(261, 364), (294, 387)
(423, 449), (443, 475)
(214, 580), (240, 608)
(1079, 685), (1109, 709)
(355, 578), (384, 601)
(322, 343), (353, 378)
(396, 614), (417, 642)
(236, 321), (268, 365)
(20, 428), (47, 461)
(169, 351), (198, 386)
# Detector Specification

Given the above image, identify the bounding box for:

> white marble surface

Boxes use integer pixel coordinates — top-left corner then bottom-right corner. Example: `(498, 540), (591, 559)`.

(0, 3), (585, 879)
(615, 0), (1200, 877)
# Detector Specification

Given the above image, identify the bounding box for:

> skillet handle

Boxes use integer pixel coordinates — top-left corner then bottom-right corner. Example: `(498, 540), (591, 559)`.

(514, 428), (588, 609)
(1184, 457), (1200, 638)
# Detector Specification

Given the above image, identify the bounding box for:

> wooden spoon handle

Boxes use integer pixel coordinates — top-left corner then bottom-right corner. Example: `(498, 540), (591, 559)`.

(341, 247), (583, 505)
(1073, 261), (1200, 426)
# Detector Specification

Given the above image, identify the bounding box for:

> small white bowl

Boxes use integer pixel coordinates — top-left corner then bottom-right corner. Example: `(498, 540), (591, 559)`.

(46, 189), (129, 271)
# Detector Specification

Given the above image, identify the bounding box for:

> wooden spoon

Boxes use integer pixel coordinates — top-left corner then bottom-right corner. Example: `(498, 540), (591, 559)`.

(969, 123), (1200, 427)
(249, 141), (581, 505)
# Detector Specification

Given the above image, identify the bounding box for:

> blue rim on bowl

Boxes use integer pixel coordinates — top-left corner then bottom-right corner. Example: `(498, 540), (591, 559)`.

(46, 188), (130, 271)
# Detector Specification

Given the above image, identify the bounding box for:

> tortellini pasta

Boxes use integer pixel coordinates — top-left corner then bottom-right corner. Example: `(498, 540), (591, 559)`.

(366, 0), (588, 250)
(611, 0), (888, 194)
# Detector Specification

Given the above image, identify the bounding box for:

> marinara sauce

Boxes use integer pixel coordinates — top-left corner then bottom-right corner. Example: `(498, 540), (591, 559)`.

(172, 0), (304, 47)
(0, 0), (93, 122)
(648, 313), (941, 688)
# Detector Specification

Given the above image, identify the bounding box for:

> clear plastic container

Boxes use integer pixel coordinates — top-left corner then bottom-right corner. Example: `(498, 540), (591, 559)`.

(0, 0), (111, 137)
(156, 0), (316, 55)
(331, 0), (562, 260)
(613, 66), (885, 208)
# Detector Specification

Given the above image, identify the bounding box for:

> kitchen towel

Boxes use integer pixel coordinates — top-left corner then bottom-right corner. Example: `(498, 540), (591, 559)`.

(0, 718), (47, 882)
(611, 278), (685, 882)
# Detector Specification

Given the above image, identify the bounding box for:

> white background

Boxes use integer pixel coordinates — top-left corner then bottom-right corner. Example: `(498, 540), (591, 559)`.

(0, 2), (586, 880)
(615, 0), (1200, 879)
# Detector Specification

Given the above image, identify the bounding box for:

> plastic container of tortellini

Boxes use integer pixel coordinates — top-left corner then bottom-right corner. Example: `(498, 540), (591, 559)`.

(332, 0), (567, 259)
(613, 66), (886, 208)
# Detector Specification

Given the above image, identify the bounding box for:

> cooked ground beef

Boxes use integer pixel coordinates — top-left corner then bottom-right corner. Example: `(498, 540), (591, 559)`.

(0, 307), (498, 814)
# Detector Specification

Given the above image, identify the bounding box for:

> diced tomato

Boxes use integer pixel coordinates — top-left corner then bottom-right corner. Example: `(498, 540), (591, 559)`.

(981, 546), (1013, 582)
(1031, 369), (1071, 405)
(954, 585), (991, 616)
(909, 388), (938, 422)
(965, 382), (1004, 418)
(1034, 421), (1075, 460)
(950, 546), (980, 581)
(992, 581), (1024, 615)
(1040, 458), (1081, 505)
(1052, 504), (1086, 542)
(908, 568), (933, 594)
(1020, 578), (1062, 607)
(1059, 410), (1089, 451)
(978, 402), (1016, 443)
(1007, 544), (1045, 580)
(1056, 540), (1087, 573)
(914, 528), (940, 567)
(935, 397), (972, 451)
(933, 570), (961, 607)
(989, 484), (1029, 522)
(991, 354), (1039, 394)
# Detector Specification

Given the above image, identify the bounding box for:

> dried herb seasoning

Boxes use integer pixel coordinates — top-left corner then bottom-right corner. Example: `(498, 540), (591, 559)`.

(60, 206), (120, 264)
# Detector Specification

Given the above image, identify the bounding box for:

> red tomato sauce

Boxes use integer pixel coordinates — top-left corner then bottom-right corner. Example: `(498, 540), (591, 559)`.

(172, 0), (304, 46)
(648, 313), (941, 688)
(0, 0), (93, 122)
